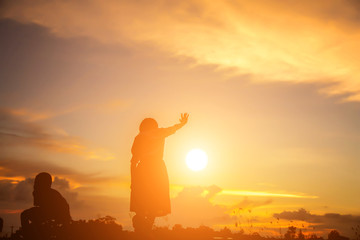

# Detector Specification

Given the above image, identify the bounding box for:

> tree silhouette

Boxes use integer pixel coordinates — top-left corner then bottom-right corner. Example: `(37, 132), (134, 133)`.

(328, 230), (350, 240)
(329, 230), (341, 240)
(298, 229), (305, 240)
(284, 226), (297, 240)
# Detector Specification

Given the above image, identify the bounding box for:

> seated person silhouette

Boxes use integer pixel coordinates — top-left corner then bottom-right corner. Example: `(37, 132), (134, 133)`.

(21, 172), (71, 238)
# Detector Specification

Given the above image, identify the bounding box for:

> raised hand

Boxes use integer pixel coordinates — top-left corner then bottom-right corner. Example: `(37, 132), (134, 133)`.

(179, 113), (189, 125)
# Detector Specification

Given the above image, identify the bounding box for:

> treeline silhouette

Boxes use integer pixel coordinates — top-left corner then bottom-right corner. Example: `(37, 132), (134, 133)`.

(0, 217), (355, 240)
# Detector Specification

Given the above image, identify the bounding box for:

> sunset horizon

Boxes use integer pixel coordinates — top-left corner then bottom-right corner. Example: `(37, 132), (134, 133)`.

(0, 0), (359, 239)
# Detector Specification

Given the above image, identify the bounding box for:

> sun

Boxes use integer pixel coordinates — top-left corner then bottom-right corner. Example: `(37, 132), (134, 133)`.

(186, 149), (208, 171)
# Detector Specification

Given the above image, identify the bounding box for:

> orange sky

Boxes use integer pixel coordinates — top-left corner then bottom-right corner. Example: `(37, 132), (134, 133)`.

(0, 0), (360, 238)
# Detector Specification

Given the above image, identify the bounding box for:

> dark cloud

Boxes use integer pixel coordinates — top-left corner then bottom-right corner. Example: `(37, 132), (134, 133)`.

(13, 178), (33, 202)
(0, 180), (18, 201)
(0, 178), (32, 203)
(345, 0), (360, 19)
(52, 176), (83, 208)
(0, 176), (81, 205)
(274, 208), (360, 237)
(273, 208), (313, 221)
(0, 18), (134, 108)
(274, 208), (360, 224)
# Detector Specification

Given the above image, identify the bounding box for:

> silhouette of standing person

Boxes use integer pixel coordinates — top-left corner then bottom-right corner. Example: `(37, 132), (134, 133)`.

(130, 113), (189, 233)
(21, 172), (71, 239)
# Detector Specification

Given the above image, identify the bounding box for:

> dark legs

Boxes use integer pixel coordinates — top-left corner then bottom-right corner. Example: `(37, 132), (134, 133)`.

(147, 216), (155, 228)
(21, 207), (42, 239)
(132, 213), (155, 235)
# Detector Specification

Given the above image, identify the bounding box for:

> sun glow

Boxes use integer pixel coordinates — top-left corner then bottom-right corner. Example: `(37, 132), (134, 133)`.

(186, 149), (208, 171)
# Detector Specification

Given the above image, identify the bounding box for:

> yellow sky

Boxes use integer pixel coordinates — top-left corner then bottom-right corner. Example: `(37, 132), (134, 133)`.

(1, 0), (360, 237)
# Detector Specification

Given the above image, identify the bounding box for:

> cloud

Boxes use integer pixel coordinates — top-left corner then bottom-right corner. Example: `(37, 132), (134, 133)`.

(6, 108), (54, 122)
(233, 197), (273, 210)
(52, 176), (84, 208)
(167, 185), (273, 229)
(0, 107), (129, 196)
(273, 208), (313, 221)
(5, 101), (130, 122)
(0, 179), (29, 202)
(0, 108), (125, 188)
(13, 178), (33, 202)
(274, 208), (360, 225)
(220, 190), (318, 199)
(274, 208), (360, 237)
(2, 0), (360, 100)
(0, 155), (127, 189)
(0, 108), (114, 160)
(169, 185), (231, 227)
(0, 176), (81, 205)
(0, 157), (76, 179)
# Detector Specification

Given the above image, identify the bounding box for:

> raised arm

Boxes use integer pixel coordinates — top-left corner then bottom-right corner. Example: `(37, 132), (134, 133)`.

(161, 113), (189, 137)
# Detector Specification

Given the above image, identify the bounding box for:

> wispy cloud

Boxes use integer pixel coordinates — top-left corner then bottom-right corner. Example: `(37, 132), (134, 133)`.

(2, 0), (360, 100)
(4, 98), (130, 122)
(0, 108), (115, 160)
(221, 190), (319, 199)
(0, 157), (76, 179)
(7, 108), (54, 122)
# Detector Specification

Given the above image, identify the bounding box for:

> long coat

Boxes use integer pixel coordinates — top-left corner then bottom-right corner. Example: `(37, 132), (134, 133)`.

(130, 126), (178, 217)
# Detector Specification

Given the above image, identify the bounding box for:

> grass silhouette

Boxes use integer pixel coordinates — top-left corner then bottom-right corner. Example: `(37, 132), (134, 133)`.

(2, 216), (353, 240)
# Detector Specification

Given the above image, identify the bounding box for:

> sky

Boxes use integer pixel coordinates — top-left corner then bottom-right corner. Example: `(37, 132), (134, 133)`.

(0, 0), (360, 237)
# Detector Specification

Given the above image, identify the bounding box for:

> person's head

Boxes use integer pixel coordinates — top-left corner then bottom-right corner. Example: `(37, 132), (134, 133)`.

(139, 118), (158, 132)
(34, 172), (52, 189)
